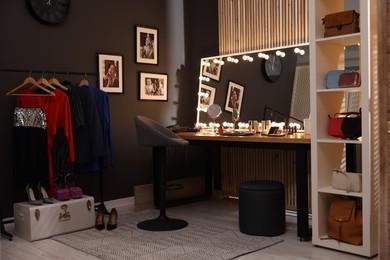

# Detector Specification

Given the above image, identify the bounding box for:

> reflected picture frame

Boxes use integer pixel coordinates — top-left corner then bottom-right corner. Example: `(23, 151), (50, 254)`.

(225, 81), (244, 114)
(199, 84), (216, 110)
(139, 72), (168, 101)
(136, 26), (158, 65)
(98, 53), (124, 94)
(202, 58), (222, 81)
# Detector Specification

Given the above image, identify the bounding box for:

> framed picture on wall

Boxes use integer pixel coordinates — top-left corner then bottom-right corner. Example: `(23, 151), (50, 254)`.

(199, 84), (216, 110)
(225, 81), (244, 114)
(98, 53), (124, 94)
(139, 72), (168, 101)
(202, 58), (222, 81)
(136, 26), (158, 65)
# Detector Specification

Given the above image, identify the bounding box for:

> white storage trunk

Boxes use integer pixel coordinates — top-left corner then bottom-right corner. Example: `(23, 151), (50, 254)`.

(14, 195), (95, 241)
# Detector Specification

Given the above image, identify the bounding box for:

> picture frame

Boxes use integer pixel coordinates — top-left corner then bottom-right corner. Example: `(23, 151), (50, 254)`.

(98, 53), (123, 94)
(198, 84), (216, 110)
(202, 58), (222, 81)
(136, 26), (158, 65)
(139, 72), (168, 101)
(225, 81), (245, 114)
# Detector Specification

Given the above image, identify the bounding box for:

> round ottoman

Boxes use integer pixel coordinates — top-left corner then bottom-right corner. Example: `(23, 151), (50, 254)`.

(239, 180), (285, 236)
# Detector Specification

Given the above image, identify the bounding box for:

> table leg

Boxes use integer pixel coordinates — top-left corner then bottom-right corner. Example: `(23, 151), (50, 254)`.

(295, 145), (311, 241)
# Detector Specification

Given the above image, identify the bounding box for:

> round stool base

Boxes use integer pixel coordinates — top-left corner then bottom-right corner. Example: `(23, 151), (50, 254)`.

(137, 215), (188, 231)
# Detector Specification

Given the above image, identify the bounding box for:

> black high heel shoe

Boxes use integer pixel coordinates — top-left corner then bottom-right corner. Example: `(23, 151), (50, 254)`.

(25, 184), (43, 205)
(38, 183), (53, 204)
(107, 208), (118, 231)
(95, 207), (105, 230)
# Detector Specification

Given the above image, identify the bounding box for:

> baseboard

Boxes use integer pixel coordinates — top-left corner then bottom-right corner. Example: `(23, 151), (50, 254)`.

(99, 196), (134, 210)
(134, 176), (205, 211)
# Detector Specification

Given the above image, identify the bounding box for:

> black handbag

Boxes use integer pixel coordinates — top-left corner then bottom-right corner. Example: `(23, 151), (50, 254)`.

(341, 112), (361, 139)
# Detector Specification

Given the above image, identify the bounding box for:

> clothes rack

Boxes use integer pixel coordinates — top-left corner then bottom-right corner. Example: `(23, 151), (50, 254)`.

(0, 68), (96, 77)
(98, 170), (110, 215)
(1, 209), (12, 241)
(4, 68), (111, 215)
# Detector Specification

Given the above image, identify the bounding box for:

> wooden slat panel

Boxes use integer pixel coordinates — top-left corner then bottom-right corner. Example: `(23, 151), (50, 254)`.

(220, 146), (311, 212)
(218, 0), (308, 54)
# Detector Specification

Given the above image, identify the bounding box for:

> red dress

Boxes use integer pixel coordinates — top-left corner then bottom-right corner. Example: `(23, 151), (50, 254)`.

(18, 89), (75, 196)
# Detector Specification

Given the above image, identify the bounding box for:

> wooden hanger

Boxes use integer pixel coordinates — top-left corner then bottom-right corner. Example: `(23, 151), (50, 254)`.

(49, 73), (68, 91)
(79, 73), (89, 86)
(36, 76), (56, 91)
(5, 76), (55, 96)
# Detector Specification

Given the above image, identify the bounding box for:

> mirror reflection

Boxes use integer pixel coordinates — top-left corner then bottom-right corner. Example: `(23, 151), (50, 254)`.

(196, 44), (310, 129)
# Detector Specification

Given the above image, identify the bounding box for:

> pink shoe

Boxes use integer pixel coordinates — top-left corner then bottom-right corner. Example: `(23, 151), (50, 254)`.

(54, 174), (70, 201)
(65, 174), (83, 199)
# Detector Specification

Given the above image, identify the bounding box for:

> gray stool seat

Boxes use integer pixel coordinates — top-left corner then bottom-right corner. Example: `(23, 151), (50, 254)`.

(239, 180), (285, 236)
(134, 115), (189, 231)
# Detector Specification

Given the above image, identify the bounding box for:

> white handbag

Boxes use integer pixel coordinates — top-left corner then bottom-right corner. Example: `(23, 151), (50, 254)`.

(331, 169), (362, 193)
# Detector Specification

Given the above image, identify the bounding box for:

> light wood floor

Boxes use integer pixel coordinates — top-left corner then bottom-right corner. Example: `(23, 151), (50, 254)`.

(1, 197), (375, 260)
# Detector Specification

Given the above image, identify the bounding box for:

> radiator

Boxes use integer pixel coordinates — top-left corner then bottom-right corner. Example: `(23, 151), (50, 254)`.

(221, 146), (311, 212)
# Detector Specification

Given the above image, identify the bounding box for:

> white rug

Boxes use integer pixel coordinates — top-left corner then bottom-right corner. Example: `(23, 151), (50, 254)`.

(52, 209), (283, 260)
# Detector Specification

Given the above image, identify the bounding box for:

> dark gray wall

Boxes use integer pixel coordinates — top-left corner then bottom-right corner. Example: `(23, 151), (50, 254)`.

(0, 0), (218, 217)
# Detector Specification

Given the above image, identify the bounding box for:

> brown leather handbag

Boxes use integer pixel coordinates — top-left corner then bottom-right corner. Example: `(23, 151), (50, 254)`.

(322, 10), (360, 37)
(327, 196), (362, 245)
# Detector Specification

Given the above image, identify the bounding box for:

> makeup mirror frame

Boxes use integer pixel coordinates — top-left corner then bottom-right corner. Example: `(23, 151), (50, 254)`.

(196, 43), (310, 125)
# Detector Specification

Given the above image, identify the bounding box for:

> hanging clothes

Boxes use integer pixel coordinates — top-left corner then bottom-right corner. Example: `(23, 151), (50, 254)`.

(60, 82), (105, 173)
(17, 88), (75, 196)
(50, 80), (84, 179)
(75, 85), (115, 172)
(13, 107), (49, 188)
(89, 85), (115, 169)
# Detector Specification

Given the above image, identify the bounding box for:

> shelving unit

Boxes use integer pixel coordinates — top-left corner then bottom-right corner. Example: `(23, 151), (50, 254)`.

(309, 0), (378, 257)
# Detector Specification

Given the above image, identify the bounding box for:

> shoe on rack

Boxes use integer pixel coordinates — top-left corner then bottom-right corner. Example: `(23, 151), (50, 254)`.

(54, 174), (70, 201)
(65, 174), (83, 199)
(95, 206), (105, 230)
(38, 183), (53, 204)
(107, 208), (118, 231)
(25, 184), (43, 205)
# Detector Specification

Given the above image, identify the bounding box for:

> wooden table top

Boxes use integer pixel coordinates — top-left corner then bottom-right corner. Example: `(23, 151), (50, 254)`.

(177, 131), (311, 144)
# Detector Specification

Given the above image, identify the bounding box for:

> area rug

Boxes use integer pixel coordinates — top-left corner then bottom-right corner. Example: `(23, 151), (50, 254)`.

(52, 209), (283, 260)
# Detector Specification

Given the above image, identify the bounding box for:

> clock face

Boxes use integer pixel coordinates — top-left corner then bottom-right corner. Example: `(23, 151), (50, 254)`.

(26, 0), (70, 25)
(263, 54), (282, 82)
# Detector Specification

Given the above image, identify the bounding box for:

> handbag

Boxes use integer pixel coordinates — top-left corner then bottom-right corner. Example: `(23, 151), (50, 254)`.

(340, 112), (361, 139)
(331, 169), (362, 192)
(322, 10), (360, 37)
(328, 112), (361, 139)
(326, 70), (352, 89)
(327, 196), (362, 245)
(338, 72), (361, 88)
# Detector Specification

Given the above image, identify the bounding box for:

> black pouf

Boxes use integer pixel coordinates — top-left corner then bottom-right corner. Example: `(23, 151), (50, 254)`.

(239, 180), (285, 236)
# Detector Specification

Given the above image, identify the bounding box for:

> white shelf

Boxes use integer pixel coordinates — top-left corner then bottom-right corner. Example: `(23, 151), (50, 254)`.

(310, 0), (377, 257)
(316, 87), (361, 93)
(317, 138), (362, 144)
(316, 32), (361, 45)
(318, 186), (363, 198)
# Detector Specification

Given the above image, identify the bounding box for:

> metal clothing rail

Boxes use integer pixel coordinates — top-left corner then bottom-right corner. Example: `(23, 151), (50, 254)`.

(0, 68), (96, 76)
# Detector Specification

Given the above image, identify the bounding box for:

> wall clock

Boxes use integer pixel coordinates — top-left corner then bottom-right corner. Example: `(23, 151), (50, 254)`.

(263, 53), (282, 82)
(25, 0), (70, 25)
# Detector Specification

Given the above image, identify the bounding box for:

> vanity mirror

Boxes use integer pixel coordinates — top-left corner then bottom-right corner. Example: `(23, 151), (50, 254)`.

(207, 104), (222, 121)
(196, 44), (310, 126)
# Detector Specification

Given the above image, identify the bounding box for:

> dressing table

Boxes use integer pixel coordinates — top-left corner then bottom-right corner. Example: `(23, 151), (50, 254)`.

(177, 131), (311, 241)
